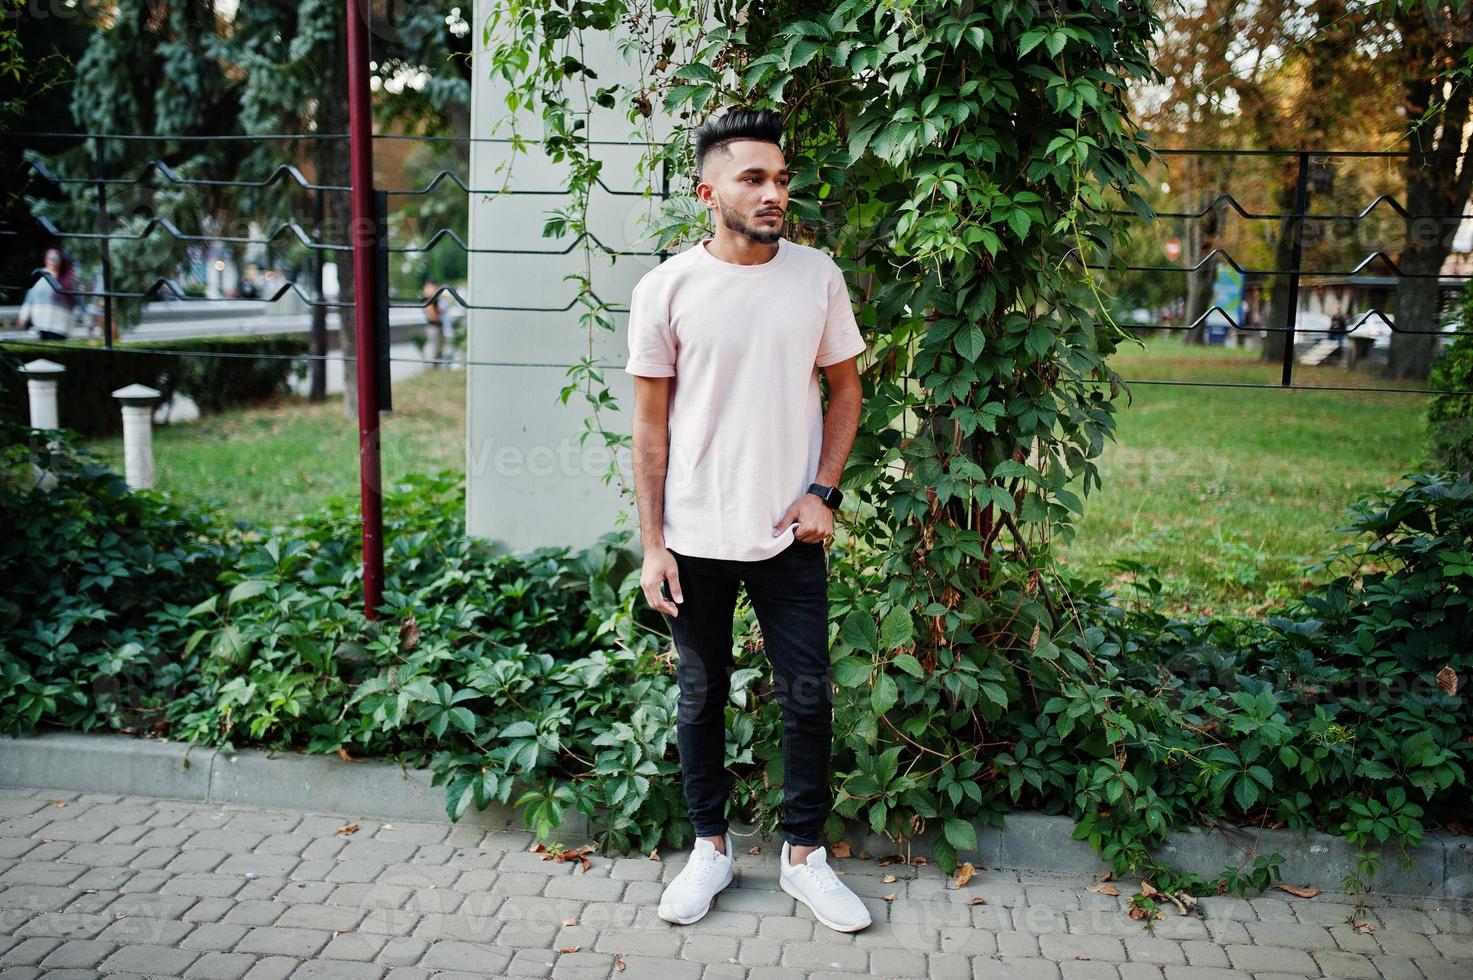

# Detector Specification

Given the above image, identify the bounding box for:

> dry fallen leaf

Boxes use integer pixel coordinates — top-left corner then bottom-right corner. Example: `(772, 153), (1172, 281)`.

(911, 855), (928, 866)
(648, 848), (661, 862)
(1096, 872), (1115, 882)
(968, 897), (988, 906)
(1139, 880), (1160, 898)
(557, 945), (580, 954)
(857, 850), (872, 860)
(1087, 883), (1121, 896)
(50, 801), (66, 808)
(614, 957), (625, 972)
(1436, 666), (1459, 696)
(882, 873), (898, 884)
(399, 617), (420, 652)
(1275, 883), (1320, 899)
(953, 862), (977, 888)
(531, 843), (547, 853)
(1448, 821), (1473, 836)
(748, 846), (762, 855)
(876, 854), (903, 868)
(1354, 921), (1375, 935)
(561, 918), (577, 927)
(336, 823), (359, 837)
(831, 841), (852, 859)
(39, 837), (54, 844)
(335, 748), (357, 764)
(883, 892), (897, 902)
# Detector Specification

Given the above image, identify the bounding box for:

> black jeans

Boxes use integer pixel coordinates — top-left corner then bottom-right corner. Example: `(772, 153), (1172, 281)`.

(659, 537), (832, 847)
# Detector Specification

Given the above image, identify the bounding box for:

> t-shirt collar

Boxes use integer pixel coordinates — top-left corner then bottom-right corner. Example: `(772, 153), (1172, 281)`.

(696, 236), (788, 274)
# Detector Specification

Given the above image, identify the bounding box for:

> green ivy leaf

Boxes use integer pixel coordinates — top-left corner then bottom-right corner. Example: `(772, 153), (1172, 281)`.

(831, 656), (873, 688)
(842, 610), (879, 654)
(943, 817), (977, 851)
(871, 672), (898, 716)
(880, 607), (914, 650)
(891, 654), (925, 678)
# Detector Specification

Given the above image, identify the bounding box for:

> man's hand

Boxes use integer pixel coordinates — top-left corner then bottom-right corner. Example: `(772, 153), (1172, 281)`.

(641, 547), (683, 618)
(773, 492), (834, 544)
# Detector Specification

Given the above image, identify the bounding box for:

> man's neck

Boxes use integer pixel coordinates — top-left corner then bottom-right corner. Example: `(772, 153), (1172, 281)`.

(704, 233), (780, 266)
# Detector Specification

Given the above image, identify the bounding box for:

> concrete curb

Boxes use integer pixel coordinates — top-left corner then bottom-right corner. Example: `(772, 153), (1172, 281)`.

(2, 732), (1464, 898)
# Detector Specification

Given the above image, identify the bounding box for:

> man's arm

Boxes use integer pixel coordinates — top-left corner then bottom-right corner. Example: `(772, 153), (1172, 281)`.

(814, 356), (863, 486)
(772, 355), (863, 542)
(632, 375), (683, 614)
(631, 376), (671, 550)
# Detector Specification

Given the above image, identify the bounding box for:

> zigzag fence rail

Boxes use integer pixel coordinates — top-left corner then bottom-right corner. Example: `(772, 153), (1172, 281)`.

(3, 135), (1470, 394)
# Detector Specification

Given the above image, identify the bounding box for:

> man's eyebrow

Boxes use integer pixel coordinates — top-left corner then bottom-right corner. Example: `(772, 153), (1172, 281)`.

(734, 166), (790, 176)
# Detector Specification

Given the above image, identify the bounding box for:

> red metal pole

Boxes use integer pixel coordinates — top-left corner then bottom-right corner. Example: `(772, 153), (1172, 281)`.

(345, 0), (385, 619)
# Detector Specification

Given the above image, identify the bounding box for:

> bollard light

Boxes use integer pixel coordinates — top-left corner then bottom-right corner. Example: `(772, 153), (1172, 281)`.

(20, 358), (66, 431)
(111, 383), (162, 490)
(20, 359), (67, 490)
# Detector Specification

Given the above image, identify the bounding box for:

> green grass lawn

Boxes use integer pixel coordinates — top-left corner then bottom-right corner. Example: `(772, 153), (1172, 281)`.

(86, 367), (468, 530)
(1055, 337), (1430, 615)
(81, 340), (1432, 615)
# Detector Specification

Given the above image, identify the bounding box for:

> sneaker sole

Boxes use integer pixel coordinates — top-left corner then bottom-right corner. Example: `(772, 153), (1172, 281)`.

(779, 874), (872, 933)
(657, 866), (734, 925)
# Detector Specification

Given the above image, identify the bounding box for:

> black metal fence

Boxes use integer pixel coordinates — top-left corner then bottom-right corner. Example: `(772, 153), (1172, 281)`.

(1095, 147), (1472, 387)
(3, 134), (1472, 398)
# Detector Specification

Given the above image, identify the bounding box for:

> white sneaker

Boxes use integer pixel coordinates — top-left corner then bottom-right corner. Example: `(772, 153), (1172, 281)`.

(657, 832), (734, 924)
(779, 841), (872, 932)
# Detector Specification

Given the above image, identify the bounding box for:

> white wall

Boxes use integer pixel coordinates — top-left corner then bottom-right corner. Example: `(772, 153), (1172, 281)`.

(465, 1), (682, 555)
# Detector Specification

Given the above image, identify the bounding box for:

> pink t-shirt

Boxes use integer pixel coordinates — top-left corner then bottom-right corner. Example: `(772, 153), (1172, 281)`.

(624, 236), (866, 561)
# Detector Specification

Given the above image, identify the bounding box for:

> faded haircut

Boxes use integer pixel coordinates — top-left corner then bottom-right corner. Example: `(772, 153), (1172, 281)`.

(693, 107), (784, 182)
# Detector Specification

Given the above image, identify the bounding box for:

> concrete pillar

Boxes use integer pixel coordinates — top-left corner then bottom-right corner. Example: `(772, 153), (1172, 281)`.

(111, 383), (162, 489)
(20, 358), (65, 431)
(464, 1), (680, 555)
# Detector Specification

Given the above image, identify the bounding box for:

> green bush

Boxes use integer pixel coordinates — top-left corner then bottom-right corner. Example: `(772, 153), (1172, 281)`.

(0, 413), (239, 734)
(1053, 472), (1471, 889)
(0, 335), (309, 437)
(1426, 282), (1473, 476)
(2, 417), (1467, 890)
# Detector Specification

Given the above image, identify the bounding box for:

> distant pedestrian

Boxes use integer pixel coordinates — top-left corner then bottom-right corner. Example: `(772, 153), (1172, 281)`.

(16, 247), (79, 341)
(420, 279), (449, 368)
(1329, 309), (1348, 351)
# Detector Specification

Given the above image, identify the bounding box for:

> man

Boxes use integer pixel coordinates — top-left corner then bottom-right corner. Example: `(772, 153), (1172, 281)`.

(624, 107), (870, 933)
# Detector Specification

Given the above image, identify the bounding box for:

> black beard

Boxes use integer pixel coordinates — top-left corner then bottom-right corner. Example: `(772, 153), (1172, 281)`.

(717, 197), (783, 245)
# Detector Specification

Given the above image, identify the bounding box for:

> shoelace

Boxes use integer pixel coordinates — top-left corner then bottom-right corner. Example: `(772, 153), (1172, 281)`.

(682, 850), (723, 886)
(795, 859), (846, 896)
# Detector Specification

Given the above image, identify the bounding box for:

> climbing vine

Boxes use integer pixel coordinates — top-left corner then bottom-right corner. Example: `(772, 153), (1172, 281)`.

(477, 0), (1211, 873)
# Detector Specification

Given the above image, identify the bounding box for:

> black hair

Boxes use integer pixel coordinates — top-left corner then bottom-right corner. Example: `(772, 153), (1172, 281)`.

(693, 107), (784, 182)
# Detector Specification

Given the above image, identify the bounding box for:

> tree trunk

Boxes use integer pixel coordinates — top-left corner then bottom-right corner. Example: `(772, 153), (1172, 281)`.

(1182, 200), (1218, 346)
(1387, 8), (1473, 380)
(1387, 240), (1447, 379)
(1260, 177), (1299, 365)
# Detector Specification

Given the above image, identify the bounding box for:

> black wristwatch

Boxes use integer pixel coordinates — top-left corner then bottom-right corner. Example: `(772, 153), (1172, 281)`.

(807, 482), (843, 510)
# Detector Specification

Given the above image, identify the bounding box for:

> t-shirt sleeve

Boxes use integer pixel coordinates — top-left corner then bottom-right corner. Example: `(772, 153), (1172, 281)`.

(624, 277), (676, 377)
(815, 261), (866, 367)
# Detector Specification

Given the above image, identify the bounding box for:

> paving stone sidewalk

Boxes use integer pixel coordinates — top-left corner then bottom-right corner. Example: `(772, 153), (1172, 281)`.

(0, 787), (1468, 980)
